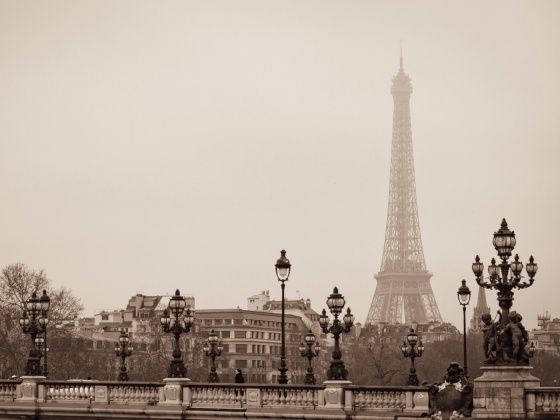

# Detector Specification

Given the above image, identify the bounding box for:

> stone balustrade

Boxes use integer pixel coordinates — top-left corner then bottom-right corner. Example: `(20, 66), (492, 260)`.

(258, 384), (321, 408)
(108, 382), (161, 404)
(526, 387), (560, 418)
(45, 381), (95, 401)
(0, 381), (19, 401)
(347, 385), (428, 412)
(189, 383), (245, 408)
(0, 377), (431, 419)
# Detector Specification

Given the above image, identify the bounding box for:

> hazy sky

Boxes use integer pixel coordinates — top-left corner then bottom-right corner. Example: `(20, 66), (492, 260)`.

(1, 1), (559, 329)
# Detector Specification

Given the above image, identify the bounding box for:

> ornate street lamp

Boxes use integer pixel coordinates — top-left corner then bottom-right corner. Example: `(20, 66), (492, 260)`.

(19, 290), (50, 376)
(472, 219), (537, 364)
(114, 328), (133, 381)
(299, 330), (320, 384)
(160, 289), (195, 378)
(203, 329), (223, 383)
(457, 279), (471, 377)
(275, 250), (291, 384)
(319, 287), (354, 380)
(401, 328), (424, 386)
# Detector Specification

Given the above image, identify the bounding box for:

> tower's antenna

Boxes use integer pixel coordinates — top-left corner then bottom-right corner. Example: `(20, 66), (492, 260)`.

(399, 40), (404, 71)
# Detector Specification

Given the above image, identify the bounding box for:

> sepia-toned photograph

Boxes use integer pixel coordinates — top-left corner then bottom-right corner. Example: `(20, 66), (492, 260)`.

(1, 1), (559, 419)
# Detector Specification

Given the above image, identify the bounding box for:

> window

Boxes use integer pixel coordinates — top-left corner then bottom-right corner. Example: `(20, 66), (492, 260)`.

(234, 331), (246, 339)
(235, 360), (247, 368)
(101, 315), (109, 321)
(221, 330), (230, 338)
(233, 319), (243, 325)
(235, 344), (247, 353)
(221, 344), (230, 353)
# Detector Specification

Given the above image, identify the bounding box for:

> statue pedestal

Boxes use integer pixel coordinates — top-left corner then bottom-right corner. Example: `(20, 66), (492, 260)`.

(323, 380), (351, 409)
(472, 366), (540, 418)
(161, 377), (191, 405)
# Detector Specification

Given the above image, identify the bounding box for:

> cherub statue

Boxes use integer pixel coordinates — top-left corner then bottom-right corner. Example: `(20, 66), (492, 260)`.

(481, 312), (499, 363)
(503, 311), (530, 363)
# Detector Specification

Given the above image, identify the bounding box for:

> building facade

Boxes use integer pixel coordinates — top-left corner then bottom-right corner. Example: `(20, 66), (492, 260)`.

(195, 308), (308, 383)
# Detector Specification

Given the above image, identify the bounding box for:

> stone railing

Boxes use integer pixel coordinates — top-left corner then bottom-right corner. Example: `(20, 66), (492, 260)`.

(0, 381), (19, 401)
(258, 384), (321, 408)
(45, 381), (96, 402)
(188, 383), (245, 408)
(526, 387), (560, 418)
(107, 382), (161, 404)
(0, 377), (430, 419)
(347, 385), (429, 412)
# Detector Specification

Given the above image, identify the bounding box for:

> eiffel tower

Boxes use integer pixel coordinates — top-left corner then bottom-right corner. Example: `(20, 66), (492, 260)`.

(366, 51), (443, 325)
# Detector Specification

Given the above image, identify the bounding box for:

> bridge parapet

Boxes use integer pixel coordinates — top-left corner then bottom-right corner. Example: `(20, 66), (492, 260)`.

(0, 380), (19, 402)
(526, 387), (560, 418)
(0, 376), (431, 419)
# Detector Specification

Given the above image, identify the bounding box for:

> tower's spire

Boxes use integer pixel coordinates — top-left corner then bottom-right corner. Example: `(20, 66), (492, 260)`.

(470, 285), (491, 332)
(399, 40), (403, 71)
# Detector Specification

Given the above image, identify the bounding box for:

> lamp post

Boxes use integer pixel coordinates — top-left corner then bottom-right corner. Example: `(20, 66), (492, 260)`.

(19, 290), (50, 376)
(457, 279), (471, 378)
(319, 287), (354, 380)
(160, 289), (195, 378)
(299, 330), (320, 384)
(275, 250), (291, 384)
(472, 218), (538, 364)
(203, 329), (223, 383)
(401, 328), (424, 386)
(114, 328), (133, 381)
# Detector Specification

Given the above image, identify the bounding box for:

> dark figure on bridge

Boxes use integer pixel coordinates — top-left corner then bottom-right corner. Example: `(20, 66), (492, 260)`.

(234, 369), (245, 384)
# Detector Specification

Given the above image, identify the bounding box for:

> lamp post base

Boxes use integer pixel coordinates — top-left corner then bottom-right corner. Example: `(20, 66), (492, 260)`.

(118, 370), (129, 382)
(408, 368), (419, 386)
(168, 358), (187, 378)
(208, 371), (219, 383)
(278, 365), (288, 384)
(304, 372), (316, 385)
(327, 359), (348, 381)
(24, 356), (42, 377)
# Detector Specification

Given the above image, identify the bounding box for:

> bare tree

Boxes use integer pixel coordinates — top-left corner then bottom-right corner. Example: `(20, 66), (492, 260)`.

(0, 263), (83, 378)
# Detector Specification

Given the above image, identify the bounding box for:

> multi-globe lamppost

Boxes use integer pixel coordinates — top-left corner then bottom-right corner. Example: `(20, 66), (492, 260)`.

(114, 328), (133, 381)
(275, 250), (291, 384)
(319, 287), (354, 380)
(401, 328), (424, 386)
(299, 330), (320, 385)
(203, 329), (223, 383)
(472, 218), (537, 364)
(457, 279), (471, 377)
(19, 290), (50, 376)
(160, 289), (195, 378)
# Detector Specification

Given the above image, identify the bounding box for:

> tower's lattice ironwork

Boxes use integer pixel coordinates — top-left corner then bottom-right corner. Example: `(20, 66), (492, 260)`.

(366, 53), (443, 325)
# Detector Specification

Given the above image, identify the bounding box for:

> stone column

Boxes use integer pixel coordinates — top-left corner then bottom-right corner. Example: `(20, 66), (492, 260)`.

(472, 366), (540, 419)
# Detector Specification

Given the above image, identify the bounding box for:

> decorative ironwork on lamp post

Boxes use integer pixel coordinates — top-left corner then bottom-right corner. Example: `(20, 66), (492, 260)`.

(472, 218), (537, 364)
(203, 329), (223, 383)
(160, 289), (195, 378)
(299, 330), (320, 384)
(319, 287), (354, 381)
(457, 279), (471, 377)
(19, 290), (50, 376)
(114, 328), (133, 381)
(275, 250), (291, 384)
(401, 328), (424, 386)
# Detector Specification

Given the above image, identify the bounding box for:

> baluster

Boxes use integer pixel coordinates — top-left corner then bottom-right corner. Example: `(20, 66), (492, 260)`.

(261, 388), (268, 406)
(544, 393), (551, 412)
